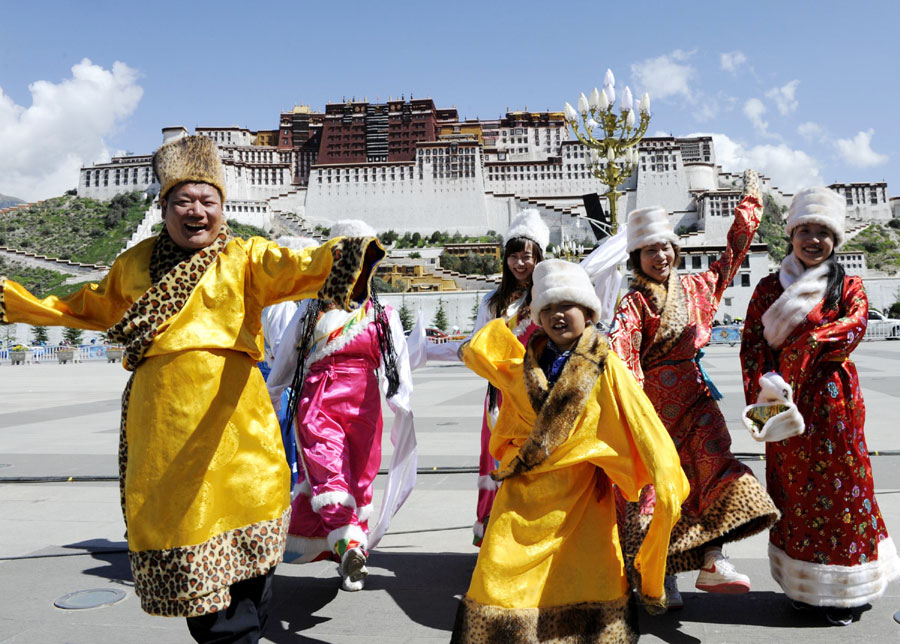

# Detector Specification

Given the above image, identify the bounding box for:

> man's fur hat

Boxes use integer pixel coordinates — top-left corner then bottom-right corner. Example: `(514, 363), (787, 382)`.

(153, 135), (226, 201)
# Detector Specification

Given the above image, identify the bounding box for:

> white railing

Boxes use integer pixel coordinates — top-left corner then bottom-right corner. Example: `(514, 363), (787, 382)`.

(863, 324), (900, 341)
(0, 344), (119, 364)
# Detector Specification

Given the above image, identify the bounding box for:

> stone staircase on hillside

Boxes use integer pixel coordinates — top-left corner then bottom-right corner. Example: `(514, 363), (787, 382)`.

(272, 211), (326, 242)
(124, 204), (161, 250)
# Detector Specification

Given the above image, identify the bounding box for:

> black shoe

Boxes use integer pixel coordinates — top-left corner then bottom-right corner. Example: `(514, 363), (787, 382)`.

(790, 599), (815, 611)
(825, 607), (854, 626)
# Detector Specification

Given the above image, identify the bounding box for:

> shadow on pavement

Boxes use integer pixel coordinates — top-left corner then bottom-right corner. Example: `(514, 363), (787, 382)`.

(64, 538), (133, 586)
(265, 550), (477, 642)
(638, 590), (857, 640)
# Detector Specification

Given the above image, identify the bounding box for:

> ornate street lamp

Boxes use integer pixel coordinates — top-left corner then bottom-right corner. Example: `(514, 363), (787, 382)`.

(564, 69), (651, 235)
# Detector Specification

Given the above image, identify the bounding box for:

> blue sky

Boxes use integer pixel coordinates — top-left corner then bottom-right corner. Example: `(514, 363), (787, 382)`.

(1, 0), (897, 201)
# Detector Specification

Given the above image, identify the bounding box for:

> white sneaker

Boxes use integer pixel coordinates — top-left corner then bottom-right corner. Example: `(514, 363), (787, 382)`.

(339, 547), (368, 592)
(695, 549), (750, 593)
(665, 574), (684, 610)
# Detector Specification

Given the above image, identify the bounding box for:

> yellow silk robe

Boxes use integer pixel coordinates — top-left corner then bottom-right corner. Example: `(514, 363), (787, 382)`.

(453, 319), (688, 643)
(0, 234), (374, 616)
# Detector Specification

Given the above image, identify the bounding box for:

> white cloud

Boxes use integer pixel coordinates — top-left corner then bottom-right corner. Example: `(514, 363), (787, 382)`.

(0, 59), (143, 201)
(797, 121), (827, 143)
(743, 98), (770, 135)
(693, 96), (719, 122)
(765, 80), (800, 115)
(687, 131), (822, 193)
(630, 49), (696, 101)
(720, 51), (747, 74)
(834, 129), (889, 168)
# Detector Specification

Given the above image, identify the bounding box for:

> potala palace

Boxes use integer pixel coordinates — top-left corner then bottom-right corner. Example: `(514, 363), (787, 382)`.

(74, 97), (900, 323)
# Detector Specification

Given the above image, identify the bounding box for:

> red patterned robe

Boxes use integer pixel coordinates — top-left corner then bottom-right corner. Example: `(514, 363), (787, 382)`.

(740, 273), (900, 606)
(609, 195), (778, 572)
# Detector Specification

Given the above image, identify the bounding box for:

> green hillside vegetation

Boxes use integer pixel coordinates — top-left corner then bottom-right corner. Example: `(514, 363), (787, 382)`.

(0, 257), (70, 297)
(0, 192), (151, 265)
(843, 224), (900, 274)
(755, 194), (790, 262)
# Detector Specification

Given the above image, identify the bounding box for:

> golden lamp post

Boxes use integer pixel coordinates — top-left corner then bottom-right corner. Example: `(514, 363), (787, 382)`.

(564, 69), (651, 235)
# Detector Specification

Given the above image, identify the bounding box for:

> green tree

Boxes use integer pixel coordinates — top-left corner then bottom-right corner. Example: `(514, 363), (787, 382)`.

(31, 326), (49, 344)
(432, 298), (449, 332)
(63, 327), (84, 345)
(889, 301), (900, 318)
(470, 296), (481, 325)
(398, 300), (413, 332)
(409, 251), (422, 259)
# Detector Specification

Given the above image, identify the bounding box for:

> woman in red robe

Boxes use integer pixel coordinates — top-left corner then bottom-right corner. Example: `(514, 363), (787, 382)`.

(740, 186), (899, 626)
(609, 169), (778, 609)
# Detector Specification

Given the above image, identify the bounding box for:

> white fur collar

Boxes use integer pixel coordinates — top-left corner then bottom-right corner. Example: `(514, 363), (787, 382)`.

(306, 304), (376, 366)
(762, 253), (829, 349)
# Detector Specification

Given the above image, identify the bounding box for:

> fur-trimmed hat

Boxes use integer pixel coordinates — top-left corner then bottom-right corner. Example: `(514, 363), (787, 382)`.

(625, 206), (679, 253)
(504, 209), (550, 251)
(153, 135), (226, 201)
(530, 259), (602, 324)
(785, 187), (846, 249)
(275, 235), (318, 250)
(329, 219), (377, 238)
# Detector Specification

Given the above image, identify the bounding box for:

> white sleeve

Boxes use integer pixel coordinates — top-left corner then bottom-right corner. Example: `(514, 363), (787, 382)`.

(369, 308), (418, 548)
(424, 291), (494, 362)
(266, 300), (310, 410)
(261, 301), (299, 366)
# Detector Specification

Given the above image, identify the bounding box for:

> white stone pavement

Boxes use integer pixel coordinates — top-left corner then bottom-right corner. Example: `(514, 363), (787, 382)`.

(0, 344), (899, 643)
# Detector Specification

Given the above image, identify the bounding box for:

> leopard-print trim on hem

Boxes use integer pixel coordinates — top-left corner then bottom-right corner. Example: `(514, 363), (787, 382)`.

(450, 594), (637, 644)
(317, 237), (385, 311)
(623, 473), (779, 577)
(0, 276), (7, 324)
(130, 506), (290, 618)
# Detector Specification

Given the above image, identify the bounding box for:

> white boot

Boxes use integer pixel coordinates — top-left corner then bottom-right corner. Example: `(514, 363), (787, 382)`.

(339, 547), (368, 592)
(695, 548), (750, 593)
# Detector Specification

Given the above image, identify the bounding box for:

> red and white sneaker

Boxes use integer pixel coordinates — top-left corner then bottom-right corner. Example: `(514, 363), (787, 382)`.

(695, 549), (750, 593)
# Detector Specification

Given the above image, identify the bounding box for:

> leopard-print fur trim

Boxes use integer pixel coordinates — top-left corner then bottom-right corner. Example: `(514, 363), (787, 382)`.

(317, 237), (385, 311)
(631, 270), (689, 366)
(622, 473), (779, 576)
(0, 276), (7, 323)
(106, 225), (231, 371)
(450, 594), (637, 644)
(491, 326), (609, 481)
(130, 506), (290, 617)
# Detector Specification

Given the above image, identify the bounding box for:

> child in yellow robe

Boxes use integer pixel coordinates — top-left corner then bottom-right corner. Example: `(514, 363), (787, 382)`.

(451, 259), (689, 644)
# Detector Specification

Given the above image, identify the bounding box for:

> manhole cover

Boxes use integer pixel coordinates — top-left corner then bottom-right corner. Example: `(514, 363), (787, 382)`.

(894, 610), (900, 625)
(54, 588), (126, 610)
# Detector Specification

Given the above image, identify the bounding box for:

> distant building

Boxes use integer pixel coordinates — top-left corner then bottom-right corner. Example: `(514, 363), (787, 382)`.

(76, 97), (895, 258)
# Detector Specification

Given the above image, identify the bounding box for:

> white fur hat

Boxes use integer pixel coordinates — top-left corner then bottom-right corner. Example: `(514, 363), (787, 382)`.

(330, 219), (377, 238)
(785, 187), (846, 249)
(275, 235), (318, 250)
(530, 259), (602, 324)
(504, 209), (550, 251)
(625, 206), (679, 253)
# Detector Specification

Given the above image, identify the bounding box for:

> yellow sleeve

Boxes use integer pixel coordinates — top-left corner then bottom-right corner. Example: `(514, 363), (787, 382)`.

(247, 236), (385, 311)
(0, 256), (138, 331)
(604, 353), (688, 602)
(460, 318), (526, 394)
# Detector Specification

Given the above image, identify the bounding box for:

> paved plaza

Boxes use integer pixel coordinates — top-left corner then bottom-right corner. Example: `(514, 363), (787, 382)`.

(1, 342), (899, 643)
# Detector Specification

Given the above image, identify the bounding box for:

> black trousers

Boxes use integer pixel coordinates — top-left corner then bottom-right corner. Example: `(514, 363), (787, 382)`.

(186, 568), (276, 644)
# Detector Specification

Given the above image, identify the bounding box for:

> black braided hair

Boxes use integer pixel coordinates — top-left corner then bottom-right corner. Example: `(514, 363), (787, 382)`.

(371, 292), (400, 399)
(283, 299), (323, 436)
